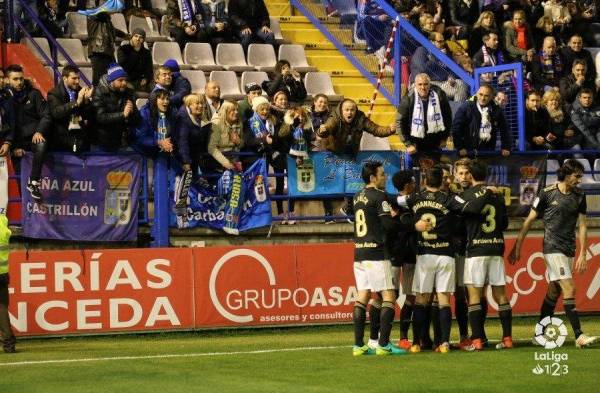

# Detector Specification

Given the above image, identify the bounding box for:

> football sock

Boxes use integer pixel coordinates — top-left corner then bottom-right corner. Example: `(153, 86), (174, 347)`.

(480, 296), (488, 341)
(422, 304), (433, 345)
(431, 300), (441, 346)
(369, 300), (382, 341)
(563, 298), (583, 339)
(455, 288), (469, 338)
(468, 303), (483, 340)
(498, 303), (512, 338)
(378, 301), (396, 347)
(399, 302), (413, 340)
(439, 305), (452, 344)
(353, 302), (367, 347)
(412, 304), (426, 344)
(540, 295), (558, 321)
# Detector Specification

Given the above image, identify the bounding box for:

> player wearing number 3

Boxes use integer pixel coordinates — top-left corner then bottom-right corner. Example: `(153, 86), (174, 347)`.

(407, 165), (492, 353)
(461, 160), (512, 351)
(352, 161), (431, 356)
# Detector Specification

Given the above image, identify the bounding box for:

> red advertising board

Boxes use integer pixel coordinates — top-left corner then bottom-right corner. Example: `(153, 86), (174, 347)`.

(8, 248), (195, 335)
(5, 236), (600, 335)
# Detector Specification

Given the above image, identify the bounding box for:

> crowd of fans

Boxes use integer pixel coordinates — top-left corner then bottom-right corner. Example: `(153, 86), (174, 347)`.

(4, 0), (600, 229)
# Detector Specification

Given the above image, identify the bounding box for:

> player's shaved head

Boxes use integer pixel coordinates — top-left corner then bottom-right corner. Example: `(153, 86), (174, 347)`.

(425, 165), (443, 188)
(469, 160), (488, 182)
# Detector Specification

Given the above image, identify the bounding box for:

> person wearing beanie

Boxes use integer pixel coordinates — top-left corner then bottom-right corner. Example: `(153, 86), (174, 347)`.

(117, 27), (153, 92)
(162, 59), (191, 109)
(86, 10), (128, 85)
(238, 82), (263, 126)
(244, 95), (273, 164)
(92, 63), (140, 151)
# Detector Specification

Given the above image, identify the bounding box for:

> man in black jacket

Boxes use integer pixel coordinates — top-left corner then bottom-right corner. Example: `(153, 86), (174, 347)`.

(228, 0), (275, 52)
(47, 65), (94, 154)
(524, 90), (554, 150)
(6, 65), (51, 201)
(117, 28), (153, 93)
(559, 34), (596, 86)
(162, 59), (192, 108)
(559, 59), (595, 105)
(451, 85), (511, 157)
(92, 64), (140, 152)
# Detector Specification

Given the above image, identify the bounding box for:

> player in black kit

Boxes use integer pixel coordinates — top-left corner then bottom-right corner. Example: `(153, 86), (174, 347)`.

(407, 165), (490, 353)
(510, 159), (598, 348)
(352, 161), (430, 356)
(461, 160), (512, 351)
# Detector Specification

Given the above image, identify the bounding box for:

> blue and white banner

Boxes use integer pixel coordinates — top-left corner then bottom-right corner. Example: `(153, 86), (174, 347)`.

(78, 0), (124, 16)
(170, 159), (272, 232)
(287, 151), (403, 197)
(21, 153), (141, 241)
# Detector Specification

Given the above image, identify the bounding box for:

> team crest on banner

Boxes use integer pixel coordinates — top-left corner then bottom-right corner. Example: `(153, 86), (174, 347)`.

(104, 171), (133, 226)
(519, 165), (540, 206)
(296, 158), (316, 193)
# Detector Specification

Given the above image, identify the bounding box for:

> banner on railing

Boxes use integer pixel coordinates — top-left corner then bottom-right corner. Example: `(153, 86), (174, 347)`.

(287, 151), (402, 197)
(21, 153), (141, 241)
(6, 238), (600, 335)
(170, 158), (272, 232)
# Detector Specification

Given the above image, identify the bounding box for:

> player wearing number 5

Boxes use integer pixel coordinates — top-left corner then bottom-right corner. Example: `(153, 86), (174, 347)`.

(352, 161), (430, 356)
(460, 160), (511, 351)
(509, 159), (598, 348)
(407, 165), (491, 353)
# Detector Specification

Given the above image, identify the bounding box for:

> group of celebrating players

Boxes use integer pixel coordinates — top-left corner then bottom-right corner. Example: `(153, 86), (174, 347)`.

(352, 158), (598, 355)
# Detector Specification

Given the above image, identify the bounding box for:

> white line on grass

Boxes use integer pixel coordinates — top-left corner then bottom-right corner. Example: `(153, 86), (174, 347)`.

(0, 345), (348, 367)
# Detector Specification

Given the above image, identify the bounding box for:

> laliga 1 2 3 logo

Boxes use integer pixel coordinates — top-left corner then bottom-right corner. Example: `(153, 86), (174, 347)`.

(534, 316), (568, 349)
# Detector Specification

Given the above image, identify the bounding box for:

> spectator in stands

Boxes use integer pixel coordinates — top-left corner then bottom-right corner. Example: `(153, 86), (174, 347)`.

(117, 28), (153, 93)
(524, 90), (554, 149)
(201, 0), (234, 49)
(238, 82), (263, 126)
(559, 34), (597, 86)
(262, 60), (307, 105)
(37, 0), (66, 38)
(409, 32), (469, 101)
(245, 95), (274, 161)
(162, 59), (192, 109)
(559, 59), (595, 105)
(166, 0), (209, 50)
(87, 11), (128, 85)
(228, 0), (275, 53)
(448, 0), (480, 39)
(202, 81), (223, 121)
(469, 10), (497, 57)
(6, 65), (51, 201)
(356, 0), (394, 58)
(451, 84), (511, 156)
(208, 100), (244, 171)
(530, 36), (564, 91)
(524, 0), (546, 27)
(152, 66), (173, 92)
(318, 98), (396, 218)
(569, 88), (600, 148)
(573, 1), (600, 47)
(399, 73), (451, 158)
(543, 0), (572, 40)
(503, 9), (536, 63)
(47, 65), (94, 156)
(133, 89), (176, 156)
(0, 70), (15, 158)
(533, 16), (559, 50)
(177, 94), (211, 174)
(92, 64), (140, 152)
(473, 32), (505, 67)
(417, 13), (437, 36)
(12, 0), (38, 39)
(542, 88), (583, 150)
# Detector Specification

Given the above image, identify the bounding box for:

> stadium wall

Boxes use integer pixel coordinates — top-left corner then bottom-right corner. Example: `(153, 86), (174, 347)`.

(6, 237), (600, 337)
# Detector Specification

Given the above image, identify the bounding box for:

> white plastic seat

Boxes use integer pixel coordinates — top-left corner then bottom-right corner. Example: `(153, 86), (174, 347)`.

(304, 72), (343, 101)
(183, 43), (223, 71)
(66, 12), (88, 40)
(546, 159), (560, 185)
(22, 37), (51, 65)
(209, 71), (244, 100)
(152, 41), (190, 69)
(216, 43), (254, 72)
(180, 70), (207, 93)
(247, 44), (277, 72)
(240, 71), (269, 95)
(594, 159), (600, 182)
(110, 13), (128, 35)
(136, 98), (148, 110)
(56, 38), (90, 66)
(270, 17), (285, 44)
(128, 15), (168, 42)
(278, 44), (317, 73)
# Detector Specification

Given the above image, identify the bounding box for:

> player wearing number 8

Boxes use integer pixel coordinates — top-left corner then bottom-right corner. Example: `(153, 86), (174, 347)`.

(461, 160), (512, 351)
(352, 161), (430, 356)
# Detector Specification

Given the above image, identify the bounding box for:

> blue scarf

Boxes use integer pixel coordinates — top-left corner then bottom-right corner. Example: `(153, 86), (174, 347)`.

(249, 112), (274, 139)
(178, 0), (199, 24)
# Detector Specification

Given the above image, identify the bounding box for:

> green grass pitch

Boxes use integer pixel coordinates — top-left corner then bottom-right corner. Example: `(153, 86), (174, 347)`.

(1, 316), (598, 393)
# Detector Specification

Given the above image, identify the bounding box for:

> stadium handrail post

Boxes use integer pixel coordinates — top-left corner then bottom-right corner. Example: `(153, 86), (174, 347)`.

(152, 156), (170, 247)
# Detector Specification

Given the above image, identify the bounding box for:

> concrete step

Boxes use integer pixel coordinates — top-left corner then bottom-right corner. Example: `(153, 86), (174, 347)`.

(265, 2), (293, 16)
(276, 15), (342, 25)
(303, 42), (367, 51)
(281, 28), (353, 44)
